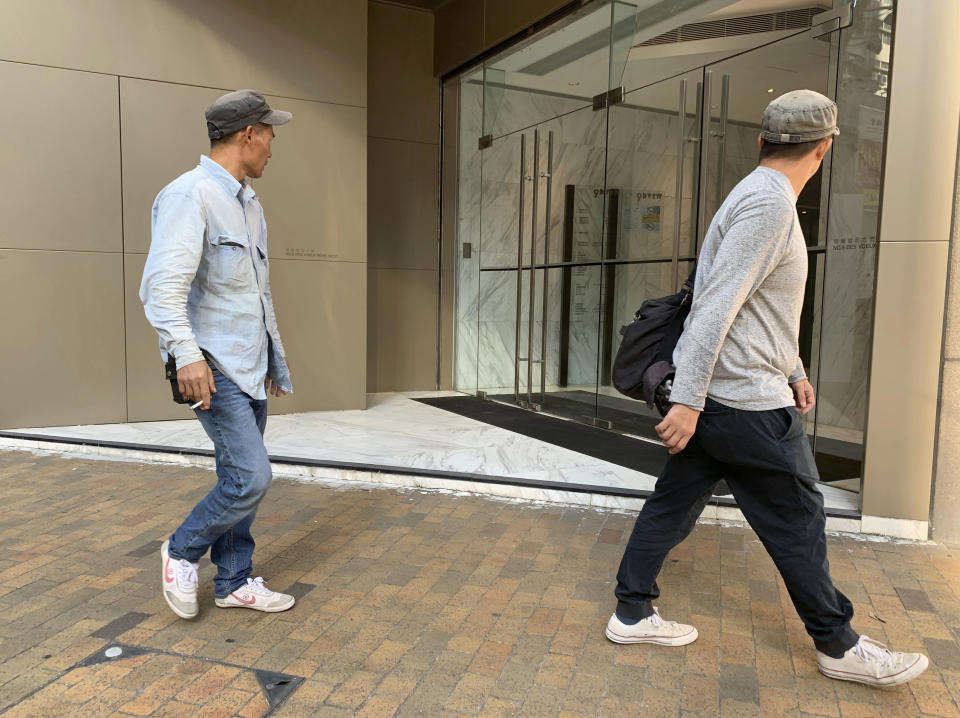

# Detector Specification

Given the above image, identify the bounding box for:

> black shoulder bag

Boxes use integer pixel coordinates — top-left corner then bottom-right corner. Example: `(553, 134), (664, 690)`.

(611, 267), (696, 416)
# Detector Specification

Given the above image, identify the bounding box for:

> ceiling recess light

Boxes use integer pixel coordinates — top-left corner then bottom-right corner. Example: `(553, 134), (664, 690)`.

(568, 81), (580, 86)
(767, 88), (775, 93)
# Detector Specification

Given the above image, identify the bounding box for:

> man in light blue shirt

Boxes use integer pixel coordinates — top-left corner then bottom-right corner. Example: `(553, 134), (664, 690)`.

(141, 90), (296, 619)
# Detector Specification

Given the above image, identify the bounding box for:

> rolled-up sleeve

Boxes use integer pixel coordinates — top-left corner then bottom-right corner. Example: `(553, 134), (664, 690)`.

(788, 357), (807, 384)
(139, 192), (206, 369)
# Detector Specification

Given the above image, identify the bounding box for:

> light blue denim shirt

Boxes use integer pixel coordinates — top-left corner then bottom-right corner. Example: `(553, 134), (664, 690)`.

(140, 155), (292, 401)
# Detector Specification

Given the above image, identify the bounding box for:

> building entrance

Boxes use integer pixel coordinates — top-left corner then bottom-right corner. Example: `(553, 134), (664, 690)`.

(453, 0), (890, 499)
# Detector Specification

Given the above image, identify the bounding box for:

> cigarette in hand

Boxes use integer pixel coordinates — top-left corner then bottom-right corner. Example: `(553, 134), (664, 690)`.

(190, 400), (203, 409)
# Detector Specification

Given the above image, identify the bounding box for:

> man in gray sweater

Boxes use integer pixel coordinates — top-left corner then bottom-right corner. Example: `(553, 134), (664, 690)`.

(606, 90), (928, 687)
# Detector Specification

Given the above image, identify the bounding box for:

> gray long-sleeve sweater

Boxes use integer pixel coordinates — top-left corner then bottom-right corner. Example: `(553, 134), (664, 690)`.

(670, 166), (807, 411)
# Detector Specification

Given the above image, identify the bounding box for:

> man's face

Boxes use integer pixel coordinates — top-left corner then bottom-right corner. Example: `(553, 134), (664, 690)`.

(243, 124), (274, 179)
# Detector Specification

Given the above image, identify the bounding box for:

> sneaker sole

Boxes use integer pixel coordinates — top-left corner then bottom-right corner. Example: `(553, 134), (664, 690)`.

(160, 541), (198, 619)
(214, 597), (295, 613)
(605, 626), (698, 647)
(818, 653), (929, 686)
(163, 590), (199, 619)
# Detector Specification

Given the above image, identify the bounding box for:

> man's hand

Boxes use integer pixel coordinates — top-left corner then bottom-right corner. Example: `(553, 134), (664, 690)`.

(790, 379), (816, 415)
(265, 377), (287, 398)
(265, 356), (290, 398)
(178, 360), (216, 410)
(656, 404), (700, 455)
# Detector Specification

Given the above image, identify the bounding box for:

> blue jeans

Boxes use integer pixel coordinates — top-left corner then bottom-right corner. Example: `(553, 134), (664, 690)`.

(168, 363), (272, 598)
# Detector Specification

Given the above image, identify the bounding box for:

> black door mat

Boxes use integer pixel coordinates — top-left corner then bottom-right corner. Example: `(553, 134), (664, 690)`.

(416, 395), (670, 479)
(416, 394), (860, 485)
(494, 390), (860, 483)
(489, 390), (662, 437)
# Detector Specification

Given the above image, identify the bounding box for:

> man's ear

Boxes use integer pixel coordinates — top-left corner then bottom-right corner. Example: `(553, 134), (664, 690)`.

(757, 133), (764, 151)
(816, 137), (833, 161)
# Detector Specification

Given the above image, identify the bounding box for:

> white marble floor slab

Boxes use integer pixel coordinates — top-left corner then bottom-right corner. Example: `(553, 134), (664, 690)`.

(2, 391), (860, 513)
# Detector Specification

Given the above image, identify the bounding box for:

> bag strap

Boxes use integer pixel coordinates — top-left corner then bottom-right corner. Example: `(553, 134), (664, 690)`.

(653, 265), (697, 364)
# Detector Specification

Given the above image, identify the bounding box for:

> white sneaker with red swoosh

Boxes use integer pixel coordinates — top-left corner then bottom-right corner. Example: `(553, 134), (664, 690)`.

(215, 577), (295, 612)
(817, 636), (928, 686)
(161, 540), (199, 619)
(605, 608), (698, 646)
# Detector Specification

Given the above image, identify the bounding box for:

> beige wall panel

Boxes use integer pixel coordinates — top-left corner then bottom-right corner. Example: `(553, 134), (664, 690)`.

(932, 361), (960, 542)
(368, 268), (439, 392)
(0, 62), (121, 253)
(1, 0), (366, 106)
(368, 138), (439, 271)
(0, 250), (126, 429)
(267, 260), (367, 413)
(484, 0), (571, 49)
(434, 0), (485, 76)
(879, 0), (960, 244)
(862, 241), (949, 521)
(369, 3), (439, 143)
(120, 79), (226, 254)
(255, 100), (367, 264)
(128, 255), (367, 419)
(124, 253), (197, 422)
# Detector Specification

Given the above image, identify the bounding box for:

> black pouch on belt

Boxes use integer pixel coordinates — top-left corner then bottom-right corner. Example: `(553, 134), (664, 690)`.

(164, 355), (191, 404)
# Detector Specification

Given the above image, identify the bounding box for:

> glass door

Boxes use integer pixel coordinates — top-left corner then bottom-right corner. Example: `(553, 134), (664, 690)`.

(700, 31), (856, 497)
(457, 1), (859, 485)
(594, 71), (703, 435)
(472, 0), (620, 418)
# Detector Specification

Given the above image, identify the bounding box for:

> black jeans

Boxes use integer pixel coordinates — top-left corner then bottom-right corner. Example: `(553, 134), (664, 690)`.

(615, 398), (859, 658)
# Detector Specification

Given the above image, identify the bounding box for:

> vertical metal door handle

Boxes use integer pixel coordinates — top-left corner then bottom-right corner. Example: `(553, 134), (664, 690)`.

(697, 71), (713, 250)
(514, 134), (526, 400)
(541, 131), (554, 398)
(528, 129), (540, 406)
(715, 74), (730, 210)
(672, 79), (687, 293)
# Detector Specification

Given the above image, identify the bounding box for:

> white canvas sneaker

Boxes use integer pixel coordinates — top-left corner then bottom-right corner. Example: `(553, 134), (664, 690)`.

(605, 608), (698, 646)
(215, 577), (295, 613)
(161, 540), (199, 619)
(818, 636), (929, 686)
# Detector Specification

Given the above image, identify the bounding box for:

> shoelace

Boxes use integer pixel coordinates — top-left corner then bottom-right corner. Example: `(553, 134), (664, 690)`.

(853, 637), (899, 669)
(245, 577), (274, 596)
(647, 608), (674, 629)
(177, 559), (198, 590)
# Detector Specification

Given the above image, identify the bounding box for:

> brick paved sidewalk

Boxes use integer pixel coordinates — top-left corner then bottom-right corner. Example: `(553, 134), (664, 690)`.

(1, 450), (960, 717)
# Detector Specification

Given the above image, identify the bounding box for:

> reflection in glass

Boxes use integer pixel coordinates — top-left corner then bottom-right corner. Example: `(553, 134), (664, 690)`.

(816, 0), (893, 495)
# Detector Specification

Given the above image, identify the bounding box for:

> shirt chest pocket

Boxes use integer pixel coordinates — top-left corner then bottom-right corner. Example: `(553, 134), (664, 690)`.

(205, 233), (253, 289)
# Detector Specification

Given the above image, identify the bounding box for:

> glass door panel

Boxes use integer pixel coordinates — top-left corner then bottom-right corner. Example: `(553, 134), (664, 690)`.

(816, 0), (893, 502)
(476, 97), (611, 411)
(459, 0), (867, 496)
(453, 68), (484, 394)
(477, 130), (525, 397)
(482, 105), (610, 419)
(595, 71), (702, 434)
(474, 0), (618, 416)
(701, 30), (848, 493)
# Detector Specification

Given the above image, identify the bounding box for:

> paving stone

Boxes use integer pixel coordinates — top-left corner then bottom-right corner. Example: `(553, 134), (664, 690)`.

(0, 448), (959, 717)
(899, 587), (938, 613)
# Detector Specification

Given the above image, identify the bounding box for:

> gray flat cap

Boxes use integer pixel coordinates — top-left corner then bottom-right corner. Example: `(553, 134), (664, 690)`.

(205, 89), (292, 140)
(761, 89), (839, 144)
